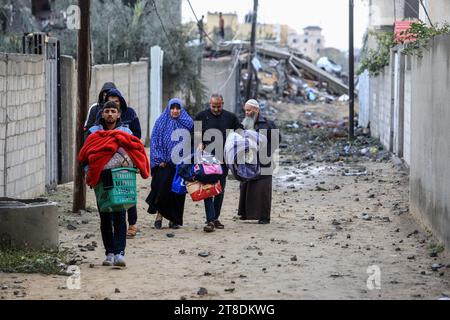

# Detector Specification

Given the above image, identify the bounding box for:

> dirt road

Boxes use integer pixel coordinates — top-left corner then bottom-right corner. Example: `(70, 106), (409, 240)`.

(1, 102), (449, 300)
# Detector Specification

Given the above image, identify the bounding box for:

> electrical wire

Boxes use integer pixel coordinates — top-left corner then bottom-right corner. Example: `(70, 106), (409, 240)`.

(403, 0), (421, 20)
(216, 47), (243, 92)
(419, 0), (434, 27)
(150, 0), (177, 52)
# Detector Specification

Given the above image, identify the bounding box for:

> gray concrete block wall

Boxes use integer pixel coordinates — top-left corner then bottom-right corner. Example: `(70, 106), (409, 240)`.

(410, 35), (450, 248)
(370, 76), (380, 139)
(88, 61), (149, 143)
(357, 71), (370, 128)
(0, 53), (46, 199)
(0, 54), (7, 197)
(380, 66), (392, 151)
(60, 56), (76, 183)
(404, 65), (412, 166)
(201, 56), (239, 113)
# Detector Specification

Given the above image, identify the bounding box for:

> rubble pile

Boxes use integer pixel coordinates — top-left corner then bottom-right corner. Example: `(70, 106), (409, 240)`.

(205, 41), (352, 105)
(278, 119), (388, 164)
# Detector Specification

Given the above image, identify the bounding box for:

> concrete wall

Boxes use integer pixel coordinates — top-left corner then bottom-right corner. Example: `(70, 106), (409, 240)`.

(420, 0), (450, 25)
(359, 34), (450, 248)
(368, 64), (393, 151)
(404, 56), (412, 165)
(358, 47), (412, 167)
(369, 0), (408, 29)
(88, 61), (149, 143)
(58, 58), (150, 183)
(201, 55), (239, 114)
(60, 56), (76, 184)
(410, 35), (450, 248)
(0, 53), (46, 199)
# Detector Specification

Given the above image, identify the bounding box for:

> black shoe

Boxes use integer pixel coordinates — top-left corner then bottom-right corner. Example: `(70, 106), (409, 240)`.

(154, 220), (162, 229)
(239, 216), (247, 221)
(213, 220), (224, 229)
(203, 222), (215, 233)
(169, 222), (181, 229)
(258, 219), (270, 225)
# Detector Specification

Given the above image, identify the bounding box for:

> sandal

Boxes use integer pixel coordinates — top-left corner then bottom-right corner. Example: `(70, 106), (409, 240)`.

(126, 225), (138, 238)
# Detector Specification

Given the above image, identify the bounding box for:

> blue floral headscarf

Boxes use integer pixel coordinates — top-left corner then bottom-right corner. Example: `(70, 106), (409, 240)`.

(150, 98), (194, 168)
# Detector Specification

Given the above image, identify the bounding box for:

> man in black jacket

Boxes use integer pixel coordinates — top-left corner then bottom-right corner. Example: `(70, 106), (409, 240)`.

(194, 94), (242, 232)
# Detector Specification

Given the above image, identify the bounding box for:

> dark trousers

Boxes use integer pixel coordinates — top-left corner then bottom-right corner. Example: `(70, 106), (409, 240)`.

(127, 205), (137, 225)
(99, 211), (127, 256)
(204, 176), (227, 223)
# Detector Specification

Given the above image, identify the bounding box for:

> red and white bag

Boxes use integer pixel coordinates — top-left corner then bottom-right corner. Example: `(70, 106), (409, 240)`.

(186, 181), (223, 202)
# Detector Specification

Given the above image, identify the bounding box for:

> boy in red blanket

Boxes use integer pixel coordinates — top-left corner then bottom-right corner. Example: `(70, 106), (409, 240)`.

(78, 101), (150, 267)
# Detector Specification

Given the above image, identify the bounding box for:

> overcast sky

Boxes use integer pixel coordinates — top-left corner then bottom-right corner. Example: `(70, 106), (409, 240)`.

(182, 0), (370, 51)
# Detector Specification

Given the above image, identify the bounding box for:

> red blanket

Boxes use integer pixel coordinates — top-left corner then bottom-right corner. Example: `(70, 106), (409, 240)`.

(78, 130), (150, 187)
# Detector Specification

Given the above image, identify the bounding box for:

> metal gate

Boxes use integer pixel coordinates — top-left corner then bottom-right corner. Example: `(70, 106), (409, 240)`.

(23, 33), (61, 191)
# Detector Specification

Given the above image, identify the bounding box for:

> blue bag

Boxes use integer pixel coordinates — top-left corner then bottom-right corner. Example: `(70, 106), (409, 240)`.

(171, 166), (187, 195)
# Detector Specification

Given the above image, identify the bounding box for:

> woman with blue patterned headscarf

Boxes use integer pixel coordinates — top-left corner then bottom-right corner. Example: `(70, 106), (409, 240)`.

(146, 99), (194, 229)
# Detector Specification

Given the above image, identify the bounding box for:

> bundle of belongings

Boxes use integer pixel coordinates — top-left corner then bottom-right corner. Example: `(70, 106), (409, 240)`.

(224, 130), (268, 182)
(174, 152), (223, 202)
(78, 130), (150, 188)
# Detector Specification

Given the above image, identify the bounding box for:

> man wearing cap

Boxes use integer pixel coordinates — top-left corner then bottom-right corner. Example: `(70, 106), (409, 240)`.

(238, 99), (280, 225)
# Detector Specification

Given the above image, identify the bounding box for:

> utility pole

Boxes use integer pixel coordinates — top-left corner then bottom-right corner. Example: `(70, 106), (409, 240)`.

(197, 16), (204, 77)
(246, 0), (258, 101)
(73, 0), (91, 213)
(348, 0), (355, 140)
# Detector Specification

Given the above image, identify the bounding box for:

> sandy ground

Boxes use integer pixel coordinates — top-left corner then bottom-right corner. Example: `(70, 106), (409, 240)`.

(1, 102), (449, 300)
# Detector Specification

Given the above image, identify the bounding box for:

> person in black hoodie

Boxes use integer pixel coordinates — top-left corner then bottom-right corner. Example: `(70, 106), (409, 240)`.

(102, 88), (142, 238)
(83, 82), (117, 133)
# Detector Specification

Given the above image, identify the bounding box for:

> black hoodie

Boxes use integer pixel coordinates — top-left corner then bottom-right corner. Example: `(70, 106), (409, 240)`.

(102, 89), (142, 139)
(83, 82), (117, 131)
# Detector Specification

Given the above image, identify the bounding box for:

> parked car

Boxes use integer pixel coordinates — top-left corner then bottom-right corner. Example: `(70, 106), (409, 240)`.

(317, 57), (343, 76)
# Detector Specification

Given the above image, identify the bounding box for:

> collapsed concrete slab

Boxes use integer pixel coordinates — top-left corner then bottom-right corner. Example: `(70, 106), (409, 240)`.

(256, 45), (351, 96)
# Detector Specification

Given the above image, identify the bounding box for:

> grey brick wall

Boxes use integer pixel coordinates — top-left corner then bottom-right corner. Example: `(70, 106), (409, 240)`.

(59, 59), (149, 184)
(60, 56), (76, 183)
(0, 53), (46, 198)
(404, 61), (412, 166)
(89, 61), (149, 143)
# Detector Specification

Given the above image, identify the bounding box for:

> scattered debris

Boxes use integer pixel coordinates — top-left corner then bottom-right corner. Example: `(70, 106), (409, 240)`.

(197, 287), (208, 296)
(198, 252), (210, 258)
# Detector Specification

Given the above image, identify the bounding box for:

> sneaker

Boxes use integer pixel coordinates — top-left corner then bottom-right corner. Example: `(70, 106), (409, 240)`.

(213, 220), (225, 229)
(203, 222), (215, 233)
(113, 254), (126, 267)
(102, 253), (115, 266)
(258, 219), (271, 225)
